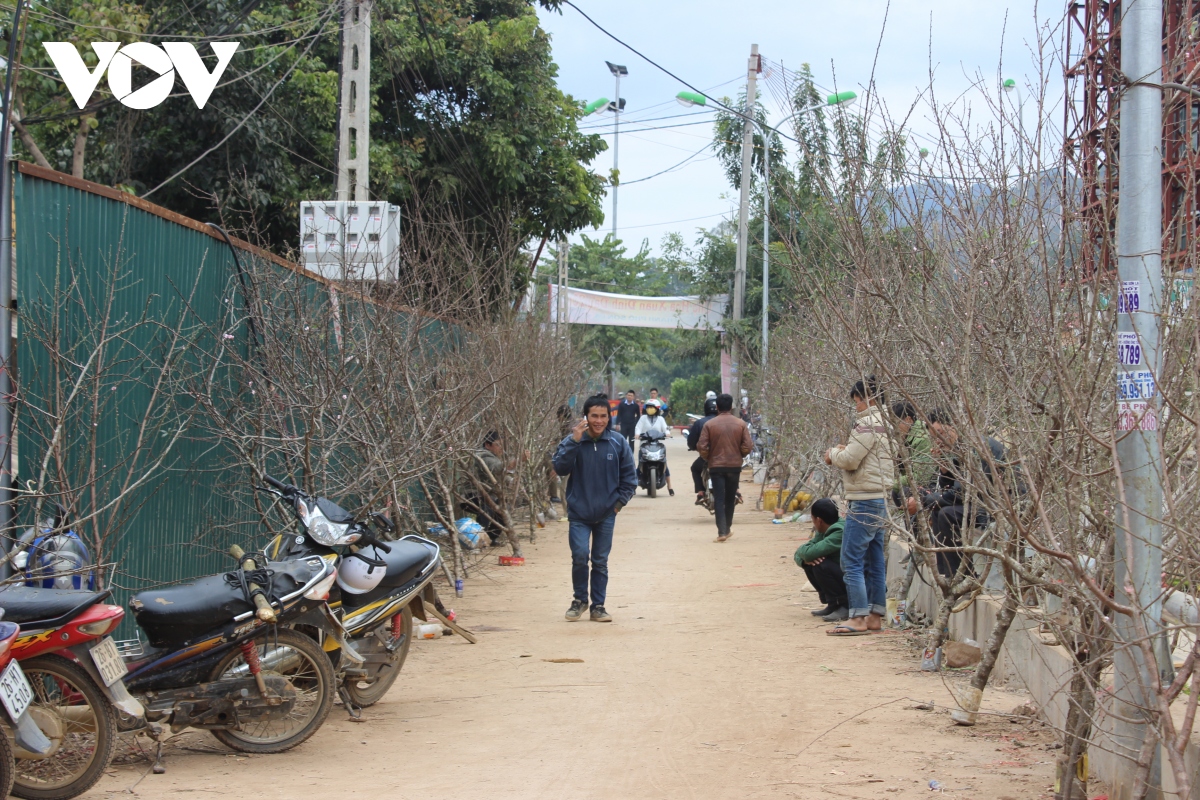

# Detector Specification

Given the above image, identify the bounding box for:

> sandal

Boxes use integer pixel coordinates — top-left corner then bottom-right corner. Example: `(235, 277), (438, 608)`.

(668, 488), (675, 496)
(826, 625), (871, 636)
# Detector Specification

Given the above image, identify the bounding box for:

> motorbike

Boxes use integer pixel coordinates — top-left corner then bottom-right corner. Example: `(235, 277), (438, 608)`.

(637, 431), (668, 498)
(119, 548), (340, 756)
(257, 476), (473, 713)
(1, 586), (135, 800)
(0, 614), (55, 800)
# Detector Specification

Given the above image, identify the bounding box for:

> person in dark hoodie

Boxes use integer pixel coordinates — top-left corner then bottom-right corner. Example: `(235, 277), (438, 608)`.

(793, 499), (848, 621)
(687, 396), (719, 504)
(553, 394), (638, 623)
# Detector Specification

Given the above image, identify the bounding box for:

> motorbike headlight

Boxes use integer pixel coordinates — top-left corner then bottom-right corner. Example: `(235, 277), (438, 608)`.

(300, 504), (353, 546)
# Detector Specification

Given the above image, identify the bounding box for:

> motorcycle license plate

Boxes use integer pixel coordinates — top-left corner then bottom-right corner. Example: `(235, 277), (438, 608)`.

(90, 637), (127, 686)
(0, 659), (33, 721)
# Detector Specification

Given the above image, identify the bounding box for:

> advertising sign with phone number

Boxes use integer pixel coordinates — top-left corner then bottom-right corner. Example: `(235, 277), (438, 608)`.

(1117, 332), (1142, 366)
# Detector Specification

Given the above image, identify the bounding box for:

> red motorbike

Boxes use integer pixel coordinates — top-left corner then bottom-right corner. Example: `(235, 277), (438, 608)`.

(0, 615), (55, 800)
(2, 586), (143, 800)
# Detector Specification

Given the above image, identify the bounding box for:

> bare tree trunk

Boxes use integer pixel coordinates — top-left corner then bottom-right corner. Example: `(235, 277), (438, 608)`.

(953, 571), (1019, 725)
(13, 120), (50, 169)
(72, 116), (92, 178)
(1056, 652), (1102, 800)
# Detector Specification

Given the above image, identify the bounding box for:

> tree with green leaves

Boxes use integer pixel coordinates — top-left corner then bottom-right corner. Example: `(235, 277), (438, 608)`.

(9, 0), (606, 310)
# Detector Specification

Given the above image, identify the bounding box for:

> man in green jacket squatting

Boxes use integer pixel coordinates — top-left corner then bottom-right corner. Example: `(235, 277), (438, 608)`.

(795, 499), (849, 621)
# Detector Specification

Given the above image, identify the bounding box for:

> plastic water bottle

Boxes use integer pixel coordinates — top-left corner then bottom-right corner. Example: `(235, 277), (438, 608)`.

(454, 578), (464, 597)
(415, 622), (443, 640)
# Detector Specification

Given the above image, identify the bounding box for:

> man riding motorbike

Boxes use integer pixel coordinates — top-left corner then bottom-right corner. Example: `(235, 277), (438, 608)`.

(634, 400), (674, 496)
(687, 397), (719, 505)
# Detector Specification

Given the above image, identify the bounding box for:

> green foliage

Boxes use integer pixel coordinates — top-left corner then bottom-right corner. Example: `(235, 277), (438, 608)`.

(11, 0), (605, 304)
(669, 373), (720, 419)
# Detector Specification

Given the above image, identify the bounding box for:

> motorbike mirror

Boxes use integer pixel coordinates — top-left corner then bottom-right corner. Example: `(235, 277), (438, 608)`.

(369, 512), (396, 532)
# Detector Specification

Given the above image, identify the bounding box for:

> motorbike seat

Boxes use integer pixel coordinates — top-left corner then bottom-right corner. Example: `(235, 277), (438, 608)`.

(131, 558), (323, 649)
(0, 586), (111, 629)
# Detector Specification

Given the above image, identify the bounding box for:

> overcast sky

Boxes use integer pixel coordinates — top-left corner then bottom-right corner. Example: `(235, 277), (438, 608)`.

(537, 1), (1057, 257)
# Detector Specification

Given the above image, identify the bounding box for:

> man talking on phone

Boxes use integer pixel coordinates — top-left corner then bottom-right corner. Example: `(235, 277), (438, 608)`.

(553, 394), (637, 622)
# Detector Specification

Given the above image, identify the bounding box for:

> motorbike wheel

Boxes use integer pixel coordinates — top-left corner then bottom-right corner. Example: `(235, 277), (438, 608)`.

(0, 707), (16, 800)
(12, 654), (117, 800)
(647, 468), (657, 498)
(343, 606), (413, 708)
(208, 628), (335, 754)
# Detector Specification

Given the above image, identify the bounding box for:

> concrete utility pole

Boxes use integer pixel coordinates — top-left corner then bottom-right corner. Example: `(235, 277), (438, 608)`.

(335, 0), (371, 201)
(1112, 0), (1167, 796)
(730, 44), (759, 403)
(557, 238), (569, 337)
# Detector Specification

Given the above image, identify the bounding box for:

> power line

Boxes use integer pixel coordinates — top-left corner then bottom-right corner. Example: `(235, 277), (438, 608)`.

(141, 3), (337, 198)
(619, 143), (714, 186)
(578, 109), (715, 131)
(561, 1), (778, 133)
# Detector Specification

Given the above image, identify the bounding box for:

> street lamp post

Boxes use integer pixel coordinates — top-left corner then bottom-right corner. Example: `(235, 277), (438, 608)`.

(606, 61), (628, 239)
(1002, 78), (1024, 182)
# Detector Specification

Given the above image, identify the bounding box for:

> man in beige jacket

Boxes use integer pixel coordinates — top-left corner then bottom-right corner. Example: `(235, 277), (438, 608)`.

(823, 376), (895, 635)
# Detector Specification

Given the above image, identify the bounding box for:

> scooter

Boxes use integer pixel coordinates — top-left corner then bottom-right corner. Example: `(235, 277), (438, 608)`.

(258, 475), (473, 713)
(1, 586), (134, 800)
(637, 431), (668, 498)
(119, 549), (340, 757)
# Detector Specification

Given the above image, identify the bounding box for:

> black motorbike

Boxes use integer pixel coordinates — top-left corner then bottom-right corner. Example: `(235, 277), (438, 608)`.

(257, 476), (472, 713)
(637, 431), (668, 498)
(120, 549), (340, 755)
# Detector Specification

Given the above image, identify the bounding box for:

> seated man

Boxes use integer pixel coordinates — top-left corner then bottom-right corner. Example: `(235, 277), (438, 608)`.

(794, 499), (848, 621)
(907, 408), (1009, 579)
(462, 430), (507, 546)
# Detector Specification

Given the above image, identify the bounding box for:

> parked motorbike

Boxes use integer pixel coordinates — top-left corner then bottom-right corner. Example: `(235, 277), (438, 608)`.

(637, 432), (668, 498)
(1, 586), (135, 800)
(121, 549), (339, 755)
(257, 475), (472, 712)
(0, 614), (55, 800)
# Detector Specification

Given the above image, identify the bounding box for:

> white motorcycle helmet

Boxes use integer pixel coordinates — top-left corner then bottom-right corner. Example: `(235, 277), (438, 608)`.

(336, 548), (388, 595)
(705, 390), (717, 400)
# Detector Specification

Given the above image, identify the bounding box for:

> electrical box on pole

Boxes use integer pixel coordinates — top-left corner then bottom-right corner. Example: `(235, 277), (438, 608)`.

(300, 201), (401, 282)
(300, 0), (397, 282)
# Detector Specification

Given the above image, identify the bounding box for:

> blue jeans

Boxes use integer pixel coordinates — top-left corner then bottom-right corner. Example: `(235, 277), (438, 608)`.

(840, 498), (888, 619)
(569, 515), (616, 606)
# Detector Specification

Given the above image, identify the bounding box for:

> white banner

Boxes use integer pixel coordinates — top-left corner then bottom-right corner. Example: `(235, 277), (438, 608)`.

(548, 284), (726, 330)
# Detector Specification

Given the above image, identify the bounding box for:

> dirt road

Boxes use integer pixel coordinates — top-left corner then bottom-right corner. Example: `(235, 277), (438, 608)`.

(89, 436), (1057, 799)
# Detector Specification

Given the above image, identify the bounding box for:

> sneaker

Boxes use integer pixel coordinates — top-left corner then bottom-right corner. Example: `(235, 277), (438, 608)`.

(822, 607), (850, 622)
(669, 488), (675, 496)
(810, 604), (838, 617)
(565, 599), (588, 621)
(714, 534), (729, 543)
(590, 605), (612, 622)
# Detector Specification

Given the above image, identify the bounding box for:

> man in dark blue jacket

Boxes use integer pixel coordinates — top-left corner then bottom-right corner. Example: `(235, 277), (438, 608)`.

(553, 394), (637, 623)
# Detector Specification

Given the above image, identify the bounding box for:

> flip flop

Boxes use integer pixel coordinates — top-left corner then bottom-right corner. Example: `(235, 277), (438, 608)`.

(826, 625), (871, 636)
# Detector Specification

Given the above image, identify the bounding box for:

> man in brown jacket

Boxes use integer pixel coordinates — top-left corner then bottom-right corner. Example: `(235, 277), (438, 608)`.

(697, 393), (753, 542)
